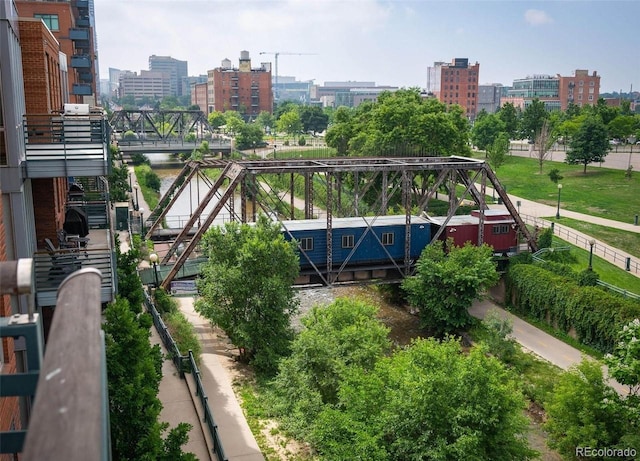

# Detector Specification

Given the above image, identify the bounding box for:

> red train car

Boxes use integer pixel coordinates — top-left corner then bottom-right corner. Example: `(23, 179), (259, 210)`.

(429, 209), (518, 254)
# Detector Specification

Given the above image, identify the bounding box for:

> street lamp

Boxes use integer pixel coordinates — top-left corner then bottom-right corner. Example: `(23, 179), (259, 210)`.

(139, 208), (145, 239)
(149, 252), (159, 287)
(133, 183), (139, 211)
(588, 239), (596, 270)
(555, 183), (563, 219)
(128, 172), (132, 192)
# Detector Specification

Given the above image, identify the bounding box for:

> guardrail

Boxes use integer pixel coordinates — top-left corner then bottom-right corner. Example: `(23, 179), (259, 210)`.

(143, 291), (228, 461)
(522, 214), (639, 275)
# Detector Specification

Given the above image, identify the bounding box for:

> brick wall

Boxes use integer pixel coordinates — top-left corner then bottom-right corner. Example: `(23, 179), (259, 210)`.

(0, 195), (22, 459)
(33, 177), (67, 250)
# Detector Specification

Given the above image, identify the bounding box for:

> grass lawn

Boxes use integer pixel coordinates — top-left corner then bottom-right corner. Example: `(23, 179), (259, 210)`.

(490, 156), (640, 225)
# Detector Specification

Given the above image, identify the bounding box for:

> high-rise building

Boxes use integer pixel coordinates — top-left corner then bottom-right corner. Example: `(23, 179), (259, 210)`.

(16, 0), (98, 104)
(313, 81), (397, 108)
(149, 55), (188, 97)
(426, 61), (445, 96)
(118, 70), (171, 99)
(437, 58), (480, 120)
(477, 84), (503, 114)
(208, 51), (272, 118)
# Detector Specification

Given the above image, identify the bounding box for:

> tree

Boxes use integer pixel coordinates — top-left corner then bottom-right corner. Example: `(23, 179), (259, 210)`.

(470, 113), (506, 151)
(223, 110), (245, 135)
(104, 298), (195, 461)
(272, 298), (390, 431)
(566, 115), (610, 173)
(299, 105), (329, 134)
(486, 132), (509, 173)
(520, 98), (548, 142)
(235, 123), (264, 150)
(545, 359), (625, 460)
(276, 110), (303, 139)
(207, 111), (226, 131)
(325, 106), (354, 156)
(255, 111), (275, 133)
(402, 240), (499, 334)
(195, 216), (299, 375)
(312, 338), (536, 460)
(533, 118), (557, 173)
(497, 102), (520, 139)
(608, 114), (636, 142)
(604, 319), (640, 396)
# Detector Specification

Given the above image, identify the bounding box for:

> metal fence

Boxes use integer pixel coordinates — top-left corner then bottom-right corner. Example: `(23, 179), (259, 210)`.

(143, 291), (228, 461)
(522, 214), (639, 275)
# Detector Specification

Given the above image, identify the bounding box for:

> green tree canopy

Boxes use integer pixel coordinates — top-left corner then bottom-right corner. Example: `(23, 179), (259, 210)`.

(471, 113), (506, 151)
(497, 102), (520, 139)
(195, 216), (299, 375)
(207, 111), (226, 130)
(223, 110), (245, 135)
(276, 110), (303, 138)
(402, 240), (499, 334)
(520, 98), (548, 141)
(235, 123), (264, 150)
(565, 115), (610, 173)
(311, 338), (535, 460)
(299, 105), (329, 134)
(255, 111), (275, 133)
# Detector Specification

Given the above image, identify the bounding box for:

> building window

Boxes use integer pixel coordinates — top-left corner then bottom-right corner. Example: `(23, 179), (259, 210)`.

(589, 81), (595, 87)
(589, 88), (594, 94)
(299, 237), (313, 251)
(34, 14), (59, 31)
(382, 232), (394, 245)
(578, 95), (583, 100)
(492, 225), (510, 234)
(588, 95), (594, 101)
(342, 235), (355, 249)
(579, 80), (584, 86)
(579, 87), (583, 94)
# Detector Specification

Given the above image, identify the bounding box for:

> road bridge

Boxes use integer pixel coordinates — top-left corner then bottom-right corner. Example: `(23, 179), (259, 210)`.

(117, 139), (232, 156)
(145, 156), (535, 289)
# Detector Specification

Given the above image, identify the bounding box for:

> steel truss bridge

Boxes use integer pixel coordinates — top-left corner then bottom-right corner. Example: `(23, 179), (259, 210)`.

(145, 156), (538, 289)
(109, 109), (212, 142)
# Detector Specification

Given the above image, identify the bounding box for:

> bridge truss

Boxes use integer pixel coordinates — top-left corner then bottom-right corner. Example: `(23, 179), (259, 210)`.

(146, 156), (538, 289)
(109, 109), (211, 142)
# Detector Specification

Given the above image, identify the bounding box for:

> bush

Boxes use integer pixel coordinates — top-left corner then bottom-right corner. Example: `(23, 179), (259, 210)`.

(164, 310), (202, 366)
(577, 268), (599, 286)
(153, 287), (178, 315)
(537, 227), (553, 249)
(123, 130), (137, 141)
(131, 152), (150, 165)
(298, 136), (306, 146)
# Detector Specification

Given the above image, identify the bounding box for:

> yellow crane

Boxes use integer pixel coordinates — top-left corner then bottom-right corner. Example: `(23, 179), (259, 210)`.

(259, 51), (316, 100)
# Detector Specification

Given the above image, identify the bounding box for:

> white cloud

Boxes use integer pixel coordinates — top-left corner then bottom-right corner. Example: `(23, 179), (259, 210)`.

(524, 9), (553, 26)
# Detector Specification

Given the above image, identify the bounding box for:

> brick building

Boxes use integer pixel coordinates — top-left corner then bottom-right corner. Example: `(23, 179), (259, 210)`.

(1, 0), (114, 456)
(191, 81), (208, 112)
(437, 58), (480, 120)
(16, 0), (98, 104)
(208, 51), (273, 118)
(558, 69), (600, 110)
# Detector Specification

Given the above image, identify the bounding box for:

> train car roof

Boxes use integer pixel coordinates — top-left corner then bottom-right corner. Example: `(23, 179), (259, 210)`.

(279, 215), (431, 232)
(428, 214), (515, 226)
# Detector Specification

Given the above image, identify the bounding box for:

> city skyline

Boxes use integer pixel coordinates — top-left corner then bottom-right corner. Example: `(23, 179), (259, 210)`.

(94, 0), (639, 94)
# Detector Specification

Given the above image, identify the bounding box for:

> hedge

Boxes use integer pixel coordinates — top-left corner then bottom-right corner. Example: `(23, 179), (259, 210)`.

(505, 264), (640, 352)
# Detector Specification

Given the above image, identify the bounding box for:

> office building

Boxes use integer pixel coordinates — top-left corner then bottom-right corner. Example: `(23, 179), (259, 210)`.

(149, 54), (188, 97)
(314, 81), (397, 108)
(118, 70), (171, 99)
(477, 84), (503, 114)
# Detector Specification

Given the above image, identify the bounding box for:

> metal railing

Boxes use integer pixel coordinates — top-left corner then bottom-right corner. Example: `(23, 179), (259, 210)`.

(522, 214), (639, 275)
(144, 291), (228, 461)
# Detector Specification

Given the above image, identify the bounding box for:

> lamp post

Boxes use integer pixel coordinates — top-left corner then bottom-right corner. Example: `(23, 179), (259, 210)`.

(588, 239), (596, 270)
(139, 208), (145, 239)
(555, 183), (563, 219)
(128, 172), (132, 192)
(133, 183), (139, 211)
(149, 252), (159, 287)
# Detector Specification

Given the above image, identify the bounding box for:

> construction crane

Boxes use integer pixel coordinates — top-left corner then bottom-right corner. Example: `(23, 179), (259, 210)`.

(259, 51), (316, 100)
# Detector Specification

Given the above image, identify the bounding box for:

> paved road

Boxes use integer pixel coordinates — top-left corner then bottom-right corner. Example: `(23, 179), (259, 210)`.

(469, 299), (628, 396)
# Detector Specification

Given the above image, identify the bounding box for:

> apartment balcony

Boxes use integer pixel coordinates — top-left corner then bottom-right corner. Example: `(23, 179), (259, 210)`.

(76, 16), (90, 28)
(70, 55), (91, 68)
(34, 229), (116, 307)
(72, 83), (93, 96)
(75, 0), (89, 12)
(69, 28), (90, 41)
(0, 262), (110, 460)
(23, 113), (109, 178)
(78, 71), (93, 83)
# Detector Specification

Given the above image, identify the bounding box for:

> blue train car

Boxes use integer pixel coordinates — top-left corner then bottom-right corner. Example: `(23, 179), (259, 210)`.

(281, 215), (432, 269)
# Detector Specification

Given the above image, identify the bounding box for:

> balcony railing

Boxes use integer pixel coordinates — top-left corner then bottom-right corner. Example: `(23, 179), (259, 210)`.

(33, 248), (115, 306)
(23, 114), (109, 178)
(69, 28), (90, 41)
(72, 83), (93, 96)
(76, 16), (90, 27)
(70, 55), (91, 68)
(0, 262), (110, 460)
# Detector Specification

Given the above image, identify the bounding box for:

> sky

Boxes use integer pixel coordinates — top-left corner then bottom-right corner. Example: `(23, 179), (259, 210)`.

(94, 0), (640, 94)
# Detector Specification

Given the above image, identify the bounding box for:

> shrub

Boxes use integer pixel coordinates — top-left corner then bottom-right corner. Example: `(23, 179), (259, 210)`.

(577, 268), (599, 286)
(164, 310), (202, 366)
(298, 136), (306, 146)
(153, 287), (178, 315)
